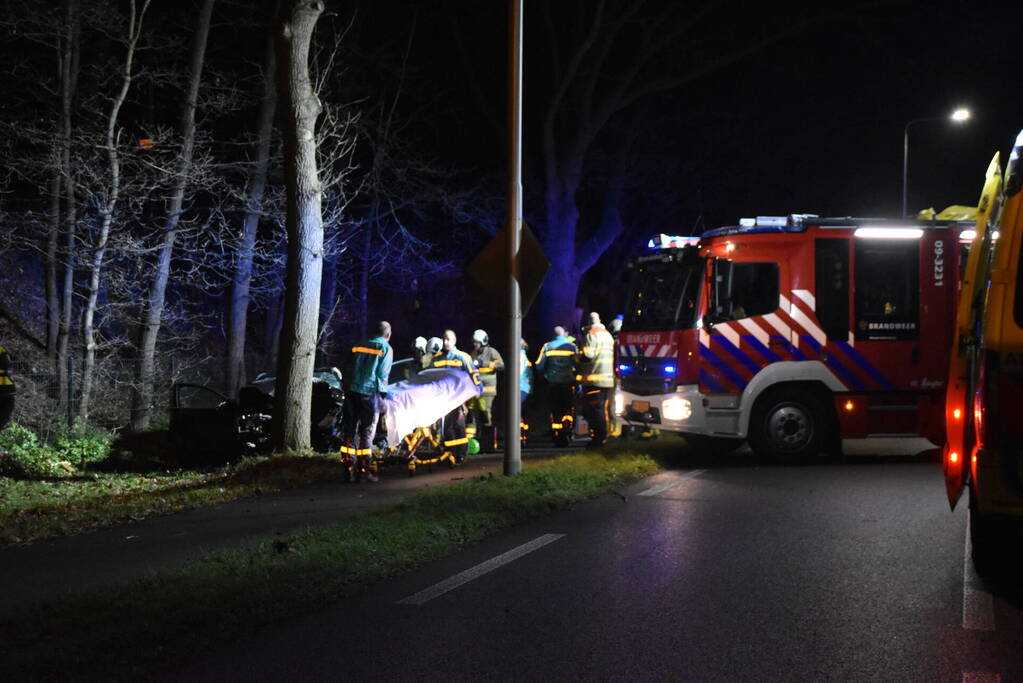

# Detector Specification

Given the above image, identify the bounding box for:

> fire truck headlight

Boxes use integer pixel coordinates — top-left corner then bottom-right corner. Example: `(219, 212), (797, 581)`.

(614, 392), (625, 416)
(662, 397), (691, 421)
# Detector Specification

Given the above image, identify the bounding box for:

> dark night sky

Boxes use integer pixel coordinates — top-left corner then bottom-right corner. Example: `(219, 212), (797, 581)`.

(3, 0), (1023, 344)
(385, 0), (1023, 230)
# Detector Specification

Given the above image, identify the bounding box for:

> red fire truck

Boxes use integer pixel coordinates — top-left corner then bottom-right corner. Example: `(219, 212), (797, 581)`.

(615, 213), (974, 459)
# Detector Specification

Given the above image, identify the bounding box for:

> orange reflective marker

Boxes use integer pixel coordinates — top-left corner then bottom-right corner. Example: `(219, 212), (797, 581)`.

(844, 400), (854, 411)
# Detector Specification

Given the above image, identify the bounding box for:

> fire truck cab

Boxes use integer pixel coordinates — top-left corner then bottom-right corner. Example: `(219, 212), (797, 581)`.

(616, 214), (973, 459)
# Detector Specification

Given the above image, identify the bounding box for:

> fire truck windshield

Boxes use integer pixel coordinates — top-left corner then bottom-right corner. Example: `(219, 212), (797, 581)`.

(625, 258), (703, 330)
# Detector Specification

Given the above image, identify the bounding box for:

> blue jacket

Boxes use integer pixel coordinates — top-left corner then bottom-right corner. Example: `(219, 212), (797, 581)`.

(519, 349), (533, 395)
(345, 336), (393, 395)
(429, 347), (482, 390)
(535, 335), (577, 385)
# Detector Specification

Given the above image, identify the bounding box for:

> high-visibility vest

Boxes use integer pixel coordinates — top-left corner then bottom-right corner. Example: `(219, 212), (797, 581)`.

(577, 324), (615, 388)
(470, 346), (504, 395)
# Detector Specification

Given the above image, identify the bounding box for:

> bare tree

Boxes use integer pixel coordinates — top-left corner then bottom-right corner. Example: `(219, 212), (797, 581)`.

(78, 0), (151, 422)
(272, 0), (325, 451)
(130, 0), (215, 431)
(55, 0), (81, 414)
(225, 21), (277, 397)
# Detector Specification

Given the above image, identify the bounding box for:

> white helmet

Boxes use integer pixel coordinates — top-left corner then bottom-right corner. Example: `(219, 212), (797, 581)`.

(427, 337), (442, 354)
(472, 329), (488, 345)
(413, 336), (427, 352)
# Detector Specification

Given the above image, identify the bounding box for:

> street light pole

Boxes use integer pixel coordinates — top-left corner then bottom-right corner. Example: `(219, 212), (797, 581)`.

(504, 0), (523, 476)
(901, 108), (971, 217)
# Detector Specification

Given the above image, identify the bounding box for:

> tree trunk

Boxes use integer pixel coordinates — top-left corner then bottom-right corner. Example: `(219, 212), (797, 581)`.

(539, 188), (581, 333)
(46, 173), (61, 361)
(272, 0), (324, 452)
(131, 0), (214, 431)
(226, 24), (276, 397)
(79, 0), (149, 422)
(56, 0), (80, 414)
(357, 225), (372, 339)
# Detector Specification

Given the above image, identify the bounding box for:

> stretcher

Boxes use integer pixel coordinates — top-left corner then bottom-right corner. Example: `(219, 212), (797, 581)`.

(340, 368), (482, 478)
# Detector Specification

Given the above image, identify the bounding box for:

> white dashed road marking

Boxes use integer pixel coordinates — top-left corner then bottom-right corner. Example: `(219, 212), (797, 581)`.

(398, 533), (565, 606)
(638, 469), (707, 497)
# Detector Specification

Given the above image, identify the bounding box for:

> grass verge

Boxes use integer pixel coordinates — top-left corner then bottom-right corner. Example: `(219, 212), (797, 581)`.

(2, 451), (661, 681)
(0, 454), (346, 545)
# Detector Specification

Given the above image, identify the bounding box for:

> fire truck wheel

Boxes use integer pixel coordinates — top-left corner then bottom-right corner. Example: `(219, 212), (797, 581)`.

(969, 504), (1017, 575)
(748, 388), (830, 461)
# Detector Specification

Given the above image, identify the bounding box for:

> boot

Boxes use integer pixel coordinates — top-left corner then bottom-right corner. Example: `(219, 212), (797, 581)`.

(357, 456), (378, 483)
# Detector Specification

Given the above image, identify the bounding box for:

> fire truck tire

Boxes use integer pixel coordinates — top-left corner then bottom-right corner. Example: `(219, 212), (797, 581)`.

(969, 503), (1018, 575)
(748, 387), (832, 461)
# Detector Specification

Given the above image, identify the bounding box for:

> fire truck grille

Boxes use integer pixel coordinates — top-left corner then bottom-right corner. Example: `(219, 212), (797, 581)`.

(621, 376), (674, 396)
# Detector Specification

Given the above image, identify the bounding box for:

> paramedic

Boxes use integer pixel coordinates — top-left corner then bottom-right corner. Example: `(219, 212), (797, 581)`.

(518, 339), (533, 445)
(468, 329), (504, 452)
(577, 312), (615, 449)
(341, 321), (393, 482)
(430, 329), (481, 462)
(535, 325), (577, 446)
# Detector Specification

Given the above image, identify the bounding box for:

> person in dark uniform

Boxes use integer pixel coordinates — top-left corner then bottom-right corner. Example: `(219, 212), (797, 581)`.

(340, 322), (393, 482)
(430, 329), (481, 463)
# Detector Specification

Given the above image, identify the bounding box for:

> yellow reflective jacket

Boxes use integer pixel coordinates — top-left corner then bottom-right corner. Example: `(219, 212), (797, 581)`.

(577, 324), (615, 388)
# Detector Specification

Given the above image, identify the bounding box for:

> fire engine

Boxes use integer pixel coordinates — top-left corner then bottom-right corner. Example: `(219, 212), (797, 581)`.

(615, 213), (974, 460)
(943, 130), (1023, 565)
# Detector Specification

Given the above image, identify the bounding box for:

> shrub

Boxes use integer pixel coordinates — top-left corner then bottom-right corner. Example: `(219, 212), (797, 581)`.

(0, 422), (67, 478)
(53, 422), (113, 468)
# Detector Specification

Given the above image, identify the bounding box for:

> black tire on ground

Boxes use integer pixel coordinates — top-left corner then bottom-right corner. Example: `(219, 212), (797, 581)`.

(747, 387), (832, 461)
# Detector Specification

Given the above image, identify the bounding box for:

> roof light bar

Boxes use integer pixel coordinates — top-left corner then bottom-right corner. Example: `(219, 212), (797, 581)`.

(853, 227), (924, 239)
(647, 234), (699, 249)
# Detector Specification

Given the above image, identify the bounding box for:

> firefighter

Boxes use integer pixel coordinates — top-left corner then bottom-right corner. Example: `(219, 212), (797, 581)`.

(430, 329), (481, 463)
(412, 337), (428, 369)
(577, 312), (615, 449)
(340, 321), (394, 483)
(608, 314), (624, 438)
(0, 344), (14, 430)
(468, 328), (504, 452)
(535, 325), (577, 447)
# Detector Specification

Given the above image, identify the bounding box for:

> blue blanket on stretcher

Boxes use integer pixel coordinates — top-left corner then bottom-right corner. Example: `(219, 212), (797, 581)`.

(380, 368), (482, 448)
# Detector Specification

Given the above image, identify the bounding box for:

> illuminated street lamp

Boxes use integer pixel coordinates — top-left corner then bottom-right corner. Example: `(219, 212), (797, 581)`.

(902, 107), (971, 216)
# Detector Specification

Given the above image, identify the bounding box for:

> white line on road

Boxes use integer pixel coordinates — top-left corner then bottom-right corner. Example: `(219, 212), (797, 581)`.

(963, 510), (996, 631)
(962, 673), (1001, 683)
(397, 533), (565, 606)
(637, 469), (707, 497)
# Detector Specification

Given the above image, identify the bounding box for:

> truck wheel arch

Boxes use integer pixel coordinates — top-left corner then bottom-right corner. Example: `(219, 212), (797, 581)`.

(737, 361), (843, 441)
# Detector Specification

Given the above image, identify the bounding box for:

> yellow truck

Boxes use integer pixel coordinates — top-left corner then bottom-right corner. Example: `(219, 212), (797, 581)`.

(944, 130), (1023, 567)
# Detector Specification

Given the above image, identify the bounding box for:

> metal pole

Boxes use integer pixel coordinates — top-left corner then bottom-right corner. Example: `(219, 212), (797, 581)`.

(901, 122), (910, 217)
(504, 0), (523, 477)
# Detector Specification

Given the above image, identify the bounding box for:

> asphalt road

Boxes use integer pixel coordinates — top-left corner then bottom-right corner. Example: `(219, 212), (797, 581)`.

(0, 446), (572, 618)
(166, 440), (1023, 682)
